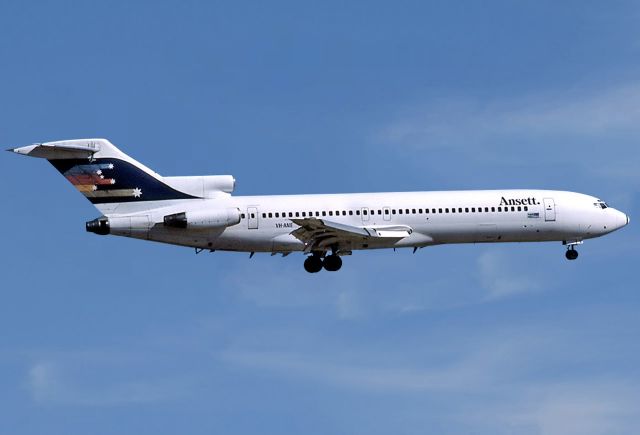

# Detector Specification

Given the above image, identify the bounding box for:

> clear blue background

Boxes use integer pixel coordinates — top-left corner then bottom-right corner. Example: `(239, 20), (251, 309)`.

(1, 1), (638, 434)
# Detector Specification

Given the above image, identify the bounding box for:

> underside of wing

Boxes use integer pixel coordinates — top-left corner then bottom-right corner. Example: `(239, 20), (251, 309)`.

(290, 217), (412, 252)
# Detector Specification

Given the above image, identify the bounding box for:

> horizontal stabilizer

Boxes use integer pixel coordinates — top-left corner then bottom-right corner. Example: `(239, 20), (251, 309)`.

(8, 139), (103, 160)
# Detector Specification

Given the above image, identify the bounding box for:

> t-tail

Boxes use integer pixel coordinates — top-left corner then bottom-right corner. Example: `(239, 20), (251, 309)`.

(8, 138), (237, 234)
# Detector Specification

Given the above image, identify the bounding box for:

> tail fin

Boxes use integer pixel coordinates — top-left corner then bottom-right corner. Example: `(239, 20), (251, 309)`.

(9, 139), (197, 212)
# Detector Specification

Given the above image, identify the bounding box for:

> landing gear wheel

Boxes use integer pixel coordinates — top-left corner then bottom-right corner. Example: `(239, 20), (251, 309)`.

(304, 255), (323, 273)
(323, 254), (343, 272)
(565, 249), (579, 260)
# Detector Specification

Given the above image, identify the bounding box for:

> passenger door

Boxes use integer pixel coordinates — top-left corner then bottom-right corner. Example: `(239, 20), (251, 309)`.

(361, 207), (370, 223)
(247, 206), (259, 229)
(543, 198), (556, 222)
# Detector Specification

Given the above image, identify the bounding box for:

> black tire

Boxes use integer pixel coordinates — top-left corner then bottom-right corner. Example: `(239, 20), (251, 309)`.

(323, 254), (343, 272)
(304, 256), (323, 273)
(565, 249), (579, 260)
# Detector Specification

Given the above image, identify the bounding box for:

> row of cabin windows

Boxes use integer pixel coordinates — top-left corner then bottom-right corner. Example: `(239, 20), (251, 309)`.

(241, 205), (529, 220)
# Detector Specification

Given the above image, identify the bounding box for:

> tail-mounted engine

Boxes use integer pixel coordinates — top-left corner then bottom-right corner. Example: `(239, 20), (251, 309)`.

(87, 207), (241, 236)
(163, 208), (241, 229)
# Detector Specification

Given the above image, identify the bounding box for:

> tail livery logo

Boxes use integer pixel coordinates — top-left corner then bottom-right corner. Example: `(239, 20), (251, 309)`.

(61, 161), (143, 199)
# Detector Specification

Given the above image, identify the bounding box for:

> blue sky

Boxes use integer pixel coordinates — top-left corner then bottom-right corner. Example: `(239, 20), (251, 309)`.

(1, 1), (639, 434)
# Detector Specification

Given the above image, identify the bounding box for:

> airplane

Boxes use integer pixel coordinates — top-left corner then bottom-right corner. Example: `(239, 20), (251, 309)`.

(9, 138), (630, 273)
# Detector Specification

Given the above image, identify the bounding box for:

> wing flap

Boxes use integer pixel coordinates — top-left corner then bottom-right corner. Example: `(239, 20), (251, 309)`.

(290, 218), (412, 251)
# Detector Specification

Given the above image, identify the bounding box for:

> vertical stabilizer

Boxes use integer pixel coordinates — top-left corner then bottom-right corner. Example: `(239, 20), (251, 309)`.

(8, 139), (198, 213)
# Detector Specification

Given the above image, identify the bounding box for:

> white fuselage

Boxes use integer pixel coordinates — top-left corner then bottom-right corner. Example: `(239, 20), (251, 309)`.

(110, 189), (629, 253)
(11, 139), (630, 272)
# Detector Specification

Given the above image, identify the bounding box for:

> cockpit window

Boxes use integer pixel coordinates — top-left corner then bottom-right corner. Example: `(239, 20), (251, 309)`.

(594, 200), (608, 209)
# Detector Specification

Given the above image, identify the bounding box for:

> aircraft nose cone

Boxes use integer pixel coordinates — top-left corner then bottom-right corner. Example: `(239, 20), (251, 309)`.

(616, 210), (629, 230)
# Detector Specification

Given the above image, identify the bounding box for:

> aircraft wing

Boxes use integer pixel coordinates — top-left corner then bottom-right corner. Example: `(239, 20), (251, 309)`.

(290, 218), (412, 252)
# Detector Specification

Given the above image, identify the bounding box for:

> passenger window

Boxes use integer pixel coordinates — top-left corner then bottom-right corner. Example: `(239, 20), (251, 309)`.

(268, 213), (273, 218)
(302, 212), (306, 217)
(262, 213), (266, 218)
(491, 207), (495, 212)
(405, 209), (410, 214)
(484, 207), (489, 212)
(275, 213), (280, 218)
(251, 213), (255, 218)
(295, 212), (299, 217)
(349, 210), (354, 216)
(343, 211), (347, 216)
(418, 208), (423, 213)
(329, 211), (333, 216)
(438, 208), (442, 213)
(384, 209), (389, 214)
(425, 209), (429, 214)
(412, 208), (416, 214)
(452, 208), (456, 213)
(241, 213), (246, 219)
(392, 210), (396, 215)
(378, 210), (382, 215)
(517, 206), (522, 211)
(363, 210), (368, 215)
(336, 211), (340, 215)
(432, 209), (436, 214)
(356, 210), (361, 215)
(498, 207), (502, 212)
(524, 206), (528, 211)
(511, 206), (515, 211)
(322, 211), (326, 216)
(398, 209), (403, 214)
(478, 208), (482, 213)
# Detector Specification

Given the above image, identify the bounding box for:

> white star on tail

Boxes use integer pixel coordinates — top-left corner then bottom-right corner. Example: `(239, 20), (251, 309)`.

(132, 187), (142, 198)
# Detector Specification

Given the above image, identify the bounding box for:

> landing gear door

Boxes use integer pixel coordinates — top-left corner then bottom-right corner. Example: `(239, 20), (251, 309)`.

(248, 206), (259, 229)
(543, 198), (556, 221)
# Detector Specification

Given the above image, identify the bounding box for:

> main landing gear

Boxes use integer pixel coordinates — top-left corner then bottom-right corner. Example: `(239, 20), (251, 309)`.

(303, 253), (343, 273)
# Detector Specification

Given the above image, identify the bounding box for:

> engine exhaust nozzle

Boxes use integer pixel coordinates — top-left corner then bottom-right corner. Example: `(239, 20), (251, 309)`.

(86, 217), (110, 235)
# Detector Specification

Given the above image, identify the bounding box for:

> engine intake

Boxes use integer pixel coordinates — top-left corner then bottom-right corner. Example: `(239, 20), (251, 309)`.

(163, 208), (241, 229)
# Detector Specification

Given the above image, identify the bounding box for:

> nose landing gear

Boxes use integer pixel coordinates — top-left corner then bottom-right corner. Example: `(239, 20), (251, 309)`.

(565, 247), (579, 260)
(564, 240), (582, 260)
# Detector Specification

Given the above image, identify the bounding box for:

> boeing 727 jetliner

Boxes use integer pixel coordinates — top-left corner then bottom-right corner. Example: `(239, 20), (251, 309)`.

(10, 139), (630, 273)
